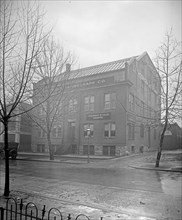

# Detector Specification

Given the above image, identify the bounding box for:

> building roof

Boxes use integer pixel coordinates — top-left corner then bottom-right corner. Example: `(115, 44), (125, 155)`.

(67, 55), (139, 80)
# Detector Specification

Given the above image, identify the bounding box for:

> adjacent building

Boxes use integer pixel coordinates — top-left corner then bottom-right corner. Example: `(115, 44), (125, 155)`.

(162, 123), (182, 150)
(31, 52), (161, 156)
(0, 103), (32, 151)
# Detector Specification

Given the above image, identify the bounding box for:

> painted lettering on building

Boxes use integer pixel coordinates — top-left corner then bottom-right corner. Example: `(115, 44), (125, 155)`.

(67, 77), (114, 89)
(87, 112), (111, 120)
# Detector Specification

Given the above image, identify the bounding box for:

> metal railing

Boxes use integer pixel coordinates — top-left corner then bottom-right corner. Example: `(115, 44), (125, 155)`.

(0, 198), (104, 220)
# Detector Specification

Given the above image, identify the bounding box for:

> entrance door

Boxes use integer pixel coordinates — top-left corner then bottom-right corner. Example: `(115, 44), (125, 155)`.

(103, 146), (109, 156)
(71, 144), (77, 154)
(83, 145), (94, 155)
(110, 146), (116, 156)
(68, 122), (75, 141)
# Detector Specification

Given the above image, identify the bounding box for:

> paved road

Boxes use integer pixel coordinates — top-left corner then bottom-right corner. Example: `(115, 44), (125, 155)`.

(1, 158), (168, 193)
(0, 155), (182, 219)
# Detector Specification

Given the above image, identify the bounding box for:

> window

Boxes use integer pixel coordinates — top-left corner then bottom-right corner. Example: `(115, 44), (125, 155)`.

(129, 93), (134, 111)
(9, 118), (17, 131)
(128, 123), (135, 140)
(8, 134), (16, 142)
(68, 122), (76, 140)
(52, 126), (57, 137)
(104, 123), (116, 137)
(57, 125), (62, 137)
(51, 125), (62, 138)
(84, 96), (94, 111)
(83, 124), (94, 137)
(104, 93), (116, 109)
(38, 128), (45, 138)
(103, 146), (116, 156)
(69, 98), (78, 112)
(140, 124), (144, 138)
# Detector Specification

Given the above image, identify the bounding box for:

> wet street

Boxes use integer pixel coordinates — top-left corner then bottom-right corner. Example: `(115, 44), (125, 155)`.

(1, 159), (182, 195)
(0, 156), (182, 219)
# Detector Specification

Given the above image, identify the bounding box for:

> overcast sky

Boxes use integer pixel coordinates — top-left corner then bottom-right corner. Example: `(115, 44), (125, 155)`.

(40, 0), (181, 69)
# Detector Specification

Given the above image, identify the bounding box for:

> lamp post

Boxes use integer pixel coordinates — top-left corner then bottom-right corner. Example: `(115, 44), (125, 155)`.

(86, 128), (91, 163)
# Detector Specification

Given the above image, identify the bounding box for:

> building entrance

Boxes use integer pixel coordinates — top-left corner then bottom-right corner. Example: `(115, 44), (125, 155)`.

(83, 145), (94, 155)
(68, 122), (75, 141)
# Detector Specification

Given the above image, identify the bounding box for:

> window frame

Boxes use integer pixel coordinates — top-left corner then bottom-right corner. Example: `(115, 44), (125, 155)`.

(129, 93), (135, 111)
(128, 123), (135, 140)
(57, 125), (62, 137)
(83, 123), (94, 137)
(104, 122), (116, 138)
(140, 124), (144, 138)
(84, 95), (94, 112)
(68, 98), (78, 112)
(104, 92), (116, 110)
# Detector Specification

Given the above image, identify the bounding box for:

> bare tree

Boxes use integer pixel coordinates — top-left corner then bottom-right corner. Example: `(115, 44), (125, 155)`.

(154, 29), (182, 167)
(32, 37), (76, 160)
(0, 0), (50, 196)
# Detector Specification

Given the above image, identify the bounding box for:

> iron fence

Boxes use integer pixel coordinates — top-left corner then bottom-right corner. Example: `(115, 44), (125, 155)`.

(0, 198), (103, 220)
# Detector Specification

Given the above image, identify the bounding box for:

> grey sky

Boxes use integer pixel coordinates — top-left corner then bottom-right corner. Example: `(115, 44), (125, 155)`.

(41, 0), (181, 68)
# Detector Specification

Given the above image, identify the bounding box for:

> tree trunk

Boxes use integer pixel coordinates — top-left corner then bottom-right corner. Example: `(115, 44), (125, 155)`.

(4, 120), (10, 196)
(155, 151), (161, 167)
(155, 124), (166, 167)
(47, 133), (54, 160)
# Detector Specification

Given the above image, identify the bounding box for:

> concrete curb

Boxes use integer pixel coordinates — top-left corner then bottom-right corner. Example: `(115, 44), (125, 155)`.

(16, 157), (90, 164)
(129, 165), (182, 173)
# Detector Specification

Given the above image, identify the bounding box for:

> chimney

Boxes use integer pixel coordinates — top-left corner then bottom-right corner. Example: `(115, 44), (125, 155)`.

(66, 63), (71, 72)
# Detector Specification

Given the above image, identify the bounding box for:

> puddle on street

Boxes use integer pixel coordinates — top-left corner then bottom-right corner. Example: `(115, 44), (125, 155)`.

(157, 172), (182, 197)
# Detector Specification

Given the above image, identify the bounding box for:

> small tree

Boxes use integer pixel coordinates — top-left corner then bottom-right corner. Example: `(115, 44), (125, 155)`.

(32, 37), (76, 160)
(0, 0), (50, 196)
(154, 29), (182, 167)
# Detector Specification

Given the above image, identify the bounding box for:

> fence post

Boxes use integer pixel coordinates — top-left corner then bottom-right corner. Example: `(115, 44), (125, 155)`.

(42, 205), (46, 219)
(67, 214), (71, 220)
(0, 207), (4, 220)
(20, 199), (23, 220)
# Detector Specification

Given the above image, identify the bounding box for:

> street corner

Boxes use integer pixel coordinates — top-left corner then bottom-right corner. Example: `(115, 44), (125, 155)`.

(129, 163), (182, 172)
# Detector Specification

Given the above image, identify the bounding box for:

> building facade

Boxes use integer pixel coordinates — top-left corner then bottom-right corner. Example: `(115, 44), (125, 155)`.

(0, 103), (32, 151)
(32, 52), (161, 156)
(162, 123), (182, 150)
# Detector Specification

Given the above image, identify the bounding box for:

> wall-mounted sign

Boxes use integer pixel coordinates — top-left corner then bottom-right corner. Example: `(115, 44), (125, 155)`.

(67, 77), (114, 89)
(164, 130), (172, 136)
(87, 112), (111, 120)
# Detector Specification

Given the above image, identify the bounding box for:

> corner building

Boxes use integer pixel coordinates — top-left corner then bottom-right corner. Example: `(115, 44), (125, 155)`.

(32, 52), (161, 156)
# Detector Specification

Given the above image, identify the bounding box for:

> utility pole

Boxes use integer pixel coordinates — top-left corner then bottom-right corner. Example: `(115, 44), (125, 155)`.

(86, 128), (91, 163)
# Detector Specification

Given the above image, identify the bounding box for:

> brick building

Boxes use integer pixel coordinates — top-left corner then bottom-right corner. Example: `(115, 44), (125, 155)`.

(32, 52), (161, 156)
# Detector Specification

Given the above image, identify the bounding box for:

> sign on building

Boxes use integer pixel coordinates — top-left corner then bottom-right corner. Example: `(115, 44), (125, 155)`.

(164, 130), (172, 136)
(87, 112), (111, 120)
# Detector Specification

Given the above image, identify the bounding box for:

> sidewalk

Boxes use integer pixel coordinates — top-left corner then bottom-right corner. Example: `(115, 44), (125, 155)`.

(17, 152), (113, 164)
(129, 149), (182, 172)
(17, 150), (182, 172)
